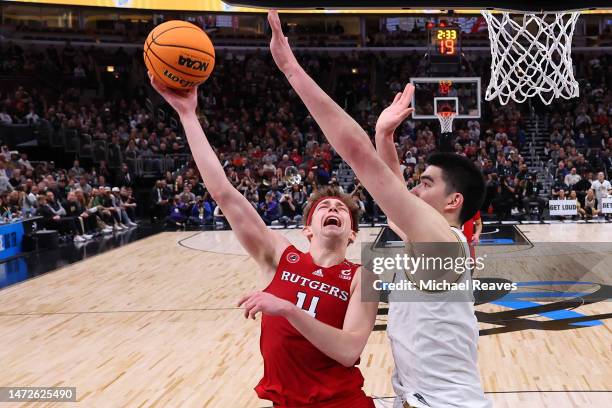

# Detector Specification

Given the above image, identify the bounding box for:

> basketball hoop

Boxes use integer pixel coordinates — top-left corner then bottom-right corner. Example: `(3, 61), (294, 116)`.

(481, 11), (580, 105)
(436, 111), (456, 134)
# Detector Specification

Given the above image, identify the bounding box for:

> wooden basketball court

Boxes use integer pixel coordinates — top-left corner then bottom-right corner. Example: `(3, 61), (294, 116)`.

(0, 224), (610, 407)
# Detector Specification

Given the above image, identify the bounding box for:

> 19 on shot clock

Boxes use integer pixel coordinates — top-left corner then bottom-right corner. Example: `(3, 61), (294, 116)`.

(427, 23), (462, 74)
(431, 26), (461, 56)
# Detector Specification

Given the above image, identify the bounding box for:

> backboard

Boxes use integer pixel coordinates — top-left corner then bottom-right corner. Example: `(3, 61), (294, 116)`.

(410, 77), (481, 120)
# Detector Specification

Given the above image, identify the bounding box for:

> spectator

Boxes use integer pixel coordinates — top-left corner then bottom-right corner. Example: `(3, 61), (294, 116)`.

(591, 171), (611, 212)
(77, 176), (93, 195)
(580, 189), (600, 220)
(179, 185), (196, 204)
(189, 195), (213, 226)
(116, 163), (135, 188)
(548, 167), (564, 192)
(8, 169), (23, 189)
(112, 186), (137, 227)
(277, 154), (294, 172)
(18, 153), (33, 171)
(95, 187), (126, 230)
(88, 188), (115, 232)
(76, 189), (113, 234)
(166, 195), (188, 228)
(565, 190), (581, 220)
(492, 175), (515, 221)
(22, 184), (38, 215)
(279, 192), (302, 226)
(521, 174), (545, 220)
(65, 191), (97, 236)
(150, 179), (170, 223)
(120, 187), (138, 221)
(259, 191), (280, 225)
(564, 167), (581, 187)
(5, 191), (22, 216)
(37, 194), (89, 242)
(70, 159), (85, 176)
(289, 183), (307, 210)
(303, 170), (318, 195)
(555, 161), (569, 180)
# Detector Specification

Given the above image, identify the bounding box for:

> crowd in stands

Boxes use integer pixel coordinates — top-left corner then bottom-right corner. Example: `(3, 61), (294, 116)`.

(1, 41), (611, 232)
(540, 54), (612, 220)
(0, 150), (139, 242)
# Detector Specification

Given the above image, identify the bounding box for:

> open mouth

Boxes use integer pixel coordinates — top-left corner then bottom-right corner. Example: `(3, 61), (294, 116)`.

(323, 215), (342, 228)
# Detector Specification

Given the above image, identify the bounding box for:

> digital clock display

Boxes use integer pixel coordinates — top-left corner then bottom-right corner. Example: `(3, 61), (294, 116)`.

(432, 28), (459, 56)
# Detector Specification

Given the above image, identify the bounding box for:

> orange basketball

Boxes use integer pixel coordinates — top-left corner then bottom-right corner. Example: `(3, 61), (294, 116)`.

(144, 20), (215, 90)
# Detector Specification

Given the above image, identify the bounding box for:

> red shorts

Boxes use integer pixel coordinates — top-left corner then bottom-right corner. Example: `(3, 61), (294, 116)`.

(274, 392), (375, 408)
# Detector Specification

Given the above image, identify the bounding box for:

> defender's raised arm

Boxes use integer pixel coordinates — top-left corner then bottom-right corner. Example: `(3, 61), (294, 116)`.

(268, 10), (454, 243)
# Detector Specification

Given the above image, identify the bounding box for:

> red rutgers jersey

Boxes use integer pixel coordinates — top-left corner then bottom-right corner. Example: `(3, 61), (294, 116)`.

(463, 210), (481, 259)
(462, 210), (481, 243)
(255, 245), (373, 408)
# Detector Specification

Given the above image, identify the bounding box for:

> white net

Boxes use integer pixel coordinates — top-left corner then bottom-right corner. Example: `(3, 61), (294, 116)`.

(481, 11), (581, 105)
(437, 112), (455, 133)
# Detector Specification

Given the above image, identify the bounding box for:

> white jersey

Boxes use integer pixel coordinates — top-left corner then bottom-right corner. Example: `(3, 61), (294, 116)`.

(591, 179), (611, 197)
(591, 180), (611, 210)
(387, 227), (491, 408)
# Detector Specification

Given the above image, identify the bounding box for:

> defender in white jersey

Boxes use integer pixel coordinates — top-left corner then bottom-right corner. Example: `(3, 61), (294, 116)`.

(267, 23), (490, 407)
(387, 226), (489, 408)
(375, 95), (490, 408)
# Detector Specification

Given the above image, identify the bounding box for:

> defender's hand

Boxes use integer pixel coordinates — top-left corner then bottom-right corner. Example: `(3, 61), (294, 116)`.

(268, 10), (300, 76)
(375, 83), (415, 136)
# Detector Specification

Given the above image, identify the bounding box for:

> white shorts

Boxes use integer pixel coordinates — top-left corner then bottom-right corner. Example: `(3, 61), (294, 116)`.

(372, 397), (396, 408)
(373, 396), (428, 408)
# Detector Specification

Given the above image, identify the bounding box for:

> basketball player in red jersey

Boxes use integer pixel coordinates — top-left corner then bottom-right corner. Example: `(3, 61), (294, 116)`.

(269, 10), (490, 408)
(148, 78), (377, 405)
(462, 210), (482, 260)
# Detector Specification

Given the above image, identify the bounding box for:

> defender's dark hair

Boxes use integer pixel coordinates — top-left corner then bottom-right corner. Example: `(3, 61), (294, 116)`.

(426, 152), (485, 225)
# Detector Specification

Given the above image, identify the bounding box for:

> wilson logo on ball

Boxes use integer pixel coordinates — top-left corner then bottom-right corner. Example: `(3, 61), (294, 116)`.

(162, 69), (197, 88)
(178, 55), (209, 72)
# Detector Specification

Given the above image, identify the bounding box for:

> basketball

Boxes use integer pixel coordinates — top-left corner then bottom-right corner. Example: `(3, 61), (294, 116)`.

(144, 20), (215, 89)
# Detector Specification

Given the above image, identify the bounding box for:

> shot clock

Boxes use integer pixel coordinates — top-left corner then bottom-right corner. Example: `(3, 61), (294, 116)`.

(431, 27), (460, 57)
(428, 24), (461, 74)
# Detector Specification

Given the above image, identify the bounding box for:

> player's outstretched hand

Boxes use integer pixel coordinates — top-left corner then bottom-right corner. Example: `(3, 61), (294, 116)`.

(148, 71), (197, 117)
(375, 83), (415, 136)
(238, 291), (295, 320)
(268, 10), (300, 76)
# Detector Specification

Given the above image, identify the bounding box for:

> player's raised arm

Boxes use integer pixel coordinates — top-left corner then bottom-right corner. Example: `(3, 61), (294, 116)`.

(268, 10), (453, 243)
(149, 74), (289, 275)
(374, 86), (414, 183)
(374, 86), (416, 241)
